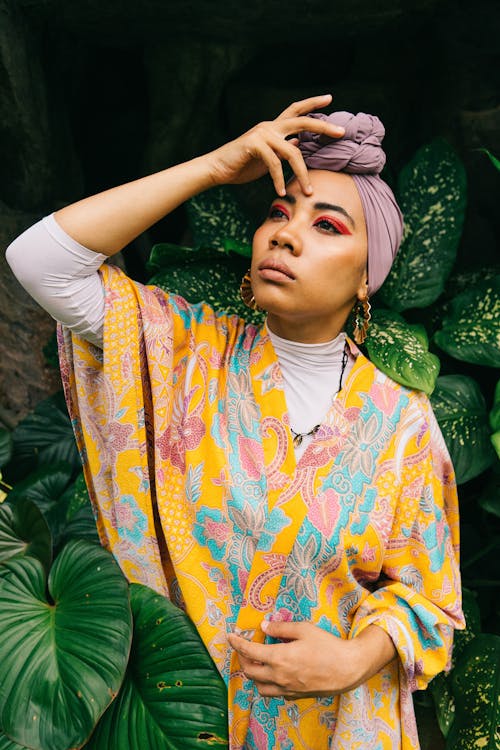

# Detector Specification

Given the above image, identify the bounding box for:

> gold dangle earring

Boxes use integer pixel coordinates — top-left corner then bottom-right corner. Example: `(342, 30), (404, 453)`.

(353, 295), (371, 345)
(239, 269), (262, 311)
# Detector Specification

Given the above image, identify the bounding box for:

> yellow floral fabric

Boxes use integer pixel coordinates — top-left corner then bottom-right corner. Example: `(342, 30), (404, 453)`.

(58, 265), (464, 750)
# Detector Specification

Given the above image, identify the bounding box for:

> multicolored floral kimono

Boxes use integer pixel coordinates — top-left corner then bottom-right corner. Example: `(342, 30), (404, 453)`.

(59, 265), (464, 750)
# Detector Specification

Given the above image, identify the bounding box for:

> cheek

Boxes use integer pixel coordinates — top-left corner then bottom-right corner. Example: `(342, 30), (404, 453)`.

(320, 245), (367, 282)
(252, 224), (267, 248)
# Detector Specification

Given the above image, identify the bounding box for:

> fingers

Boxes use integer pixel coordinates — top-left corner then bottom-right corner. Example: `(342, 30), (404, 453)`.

(256, 141), (289, 197)
(261, 619), (312, 640)
(277, 93), (333, 120)
(280, 114), (345, 139)
(227, 632), (272, 665)
(250, 133), (310, 196)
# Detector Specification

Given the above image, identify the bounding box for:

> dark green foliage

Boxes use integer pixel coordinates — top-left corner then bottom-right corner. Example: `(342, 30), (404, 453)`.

(87, 584), (228, 749)
(0, 542), (132, 750)
(0, 136), (498, 749)
(434, 276), (500, 368)
(430, 589), (482, 737)
(379, 138), (467, 312)
(0, 498), (51, 571)
(11, 392), (80, 473)
(149, 249), (260, 323)
(0, 430), (12, 468)
(186, 185), (254, 255)
(446, 635), (500, 750)
(430, 375), (496, 484)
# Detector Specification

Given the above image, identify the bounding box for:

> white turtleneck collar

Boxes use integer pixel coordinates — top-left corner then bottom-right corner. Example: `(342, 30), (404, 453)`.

(267, 325), (354, 460)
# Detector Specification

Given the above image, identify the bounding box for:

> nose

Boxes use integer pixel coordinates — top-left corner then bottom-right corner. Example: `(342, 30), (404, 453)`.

(269, 223), (303, 256)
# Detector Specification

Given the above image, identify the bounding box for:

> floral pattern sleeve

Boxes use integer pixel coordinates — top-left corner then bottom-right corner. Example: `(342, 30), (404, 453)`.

(349, 393), (464, 692)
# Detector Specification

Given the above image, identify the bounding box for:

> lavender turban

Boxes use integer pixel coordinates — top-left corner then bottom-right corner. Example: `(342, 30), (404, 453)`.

(298, 111), (404, 295)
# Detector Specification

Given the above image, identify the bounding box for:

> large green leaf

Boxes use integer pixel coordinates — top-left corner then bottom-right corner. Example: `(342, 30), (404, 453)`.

(7, 464), (74, 549)
(434, 276), (500, 368)
(87, 583), (228, 750)
(56, 473), (99, 546)
(186, 185), (253, 256)
(11, 391), (80, 472)
(446, 634), (500, 750)
(430, 375), (496, 484)
(65, 472), (92, 518)
(379, 138), (466, 311)
(0, 540), (132, 750)
(0, 497), (51, 571)
(364, 309), (440, 394)
(0, 732), (30, 750)
(146, 242), (205, 275)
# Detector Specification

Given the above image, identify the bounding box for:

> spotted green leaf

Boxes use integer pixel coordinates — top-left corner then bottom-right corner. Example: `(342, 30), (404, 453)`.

(87, 583), (228, 750)
(149, 250), (264, 324)
(65, 471), (91, 517)
(379, 138), (466, 311)
(430, 375), (496, 484)
(186, 185), (254, 256)
(446, 634), (500, 750)
(434, 276), (500, 368)
(364, 309), (440, 395)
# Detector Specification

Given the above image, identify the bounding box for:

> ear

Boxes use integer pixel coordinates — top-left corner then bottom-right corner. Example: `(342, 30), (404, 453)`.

(356, 272), (369, 301)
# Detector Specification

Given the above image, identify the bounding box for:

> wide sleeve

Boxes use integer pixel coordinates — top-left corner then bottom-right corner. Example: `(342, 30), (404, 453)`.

(349, 393), (465, 692)
(6, 214), (107, 347)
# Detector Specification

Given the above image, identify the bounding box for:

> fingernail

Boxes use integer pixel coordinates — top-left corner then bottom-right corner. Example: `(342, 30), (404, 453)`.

(261, 620), (269, 632)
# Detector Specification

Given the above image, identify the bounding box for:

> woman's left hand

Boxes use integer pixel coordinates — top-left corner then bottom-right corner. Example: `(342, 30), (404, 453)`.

(228, 620), (362, 699)
(227, 620), (397, 700)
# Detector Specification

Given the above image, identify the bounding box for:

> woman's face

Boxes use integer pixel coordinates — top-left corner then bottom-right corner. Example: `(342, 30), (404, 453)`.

(251, 170), (368, 342)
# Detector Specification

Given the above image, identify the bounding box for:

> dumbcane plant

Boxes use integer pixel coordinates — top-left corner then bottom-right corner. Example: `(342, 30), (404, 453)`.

(0, 138), (499, 749)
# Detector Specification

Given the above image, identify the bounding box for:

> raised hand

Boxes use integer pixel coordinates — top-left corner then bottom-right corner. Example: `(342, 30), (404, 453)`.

(206, 94), (345, 196)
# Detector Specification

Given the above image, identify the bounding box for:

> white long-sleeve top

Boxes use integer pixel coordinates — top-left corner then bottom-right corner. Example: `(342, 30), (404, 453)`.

(6, 216), (353, 458)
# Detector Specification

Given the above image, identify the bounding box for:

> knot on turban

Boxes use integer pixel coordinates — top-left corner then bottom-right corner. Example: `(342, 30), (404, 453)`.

(297, 111), (404, 294)
(298, 111), (386, 174)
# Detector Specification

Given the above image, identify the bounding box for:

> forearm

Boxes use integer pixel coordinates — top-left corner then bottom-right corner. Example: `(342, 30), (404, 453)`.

(53, 97), (345, 256)
(55, 154), (216, 256)
(350, 624), (397, 687)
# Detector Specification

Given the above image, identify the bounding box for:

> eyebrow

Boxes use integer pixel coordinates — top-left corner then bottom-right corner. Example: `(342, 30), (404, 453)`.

(279, 193), (356, 230)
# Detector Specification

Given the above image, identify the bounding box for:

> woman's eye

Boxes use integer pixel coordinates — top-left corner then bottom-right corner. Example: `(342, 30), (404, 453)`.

(314, 218), (341, 233)
(269, 206), (288, 219)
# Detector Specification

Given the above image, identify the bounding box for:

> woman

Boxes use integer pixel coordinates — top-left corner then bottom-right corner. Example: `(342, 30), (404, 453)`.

(6, 94), (464, 750)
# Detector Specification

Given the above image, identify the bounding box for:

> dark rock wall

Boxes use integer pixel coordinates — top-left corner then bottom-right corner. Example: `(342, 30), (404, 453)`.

(1, 0), (499, 421)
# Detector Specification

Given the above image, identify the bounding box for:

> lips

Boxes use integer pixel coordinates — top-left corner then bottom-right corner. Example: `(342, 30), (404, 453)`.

(257, 259), (296, 280)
